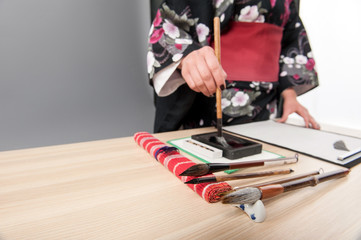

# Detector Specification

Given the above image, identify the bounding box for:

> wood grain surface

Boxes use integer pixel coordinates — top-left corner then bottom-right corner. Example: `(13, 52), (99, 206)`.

(1, 127), (361, 240)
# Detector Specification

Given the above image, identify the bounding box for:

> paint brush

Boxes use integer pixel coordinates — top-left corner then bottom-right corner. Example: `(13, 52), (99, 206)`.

(233, 169), (320, 190)
(184, 168), (293, 184)
(179, 154), (298, 176)
(213, 16), (229, 148)
(221, 168), (350, 205)
(218, 170), (321, 197)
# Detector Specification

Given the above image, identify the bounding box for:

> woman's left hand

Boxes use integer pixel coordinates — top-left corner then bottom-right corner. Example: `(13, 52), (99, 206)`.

(277, 88), (320, 130)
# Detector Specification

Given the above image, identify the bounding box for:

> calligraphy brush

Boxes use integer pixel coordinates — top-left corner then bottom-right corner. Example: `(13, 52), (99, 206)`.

(218, 169), (320, 197)
(212, 16), (229, 148)
(221, 168), (350, 205)
(184, 168), (293, 184)
(179, 154), (298, 176)
(233, 169), (320, 190)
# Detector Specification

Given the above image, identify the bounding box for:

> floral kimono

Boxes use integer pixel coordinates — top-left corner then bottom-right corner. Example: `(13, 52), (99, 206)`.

(147, 0), (318, 132)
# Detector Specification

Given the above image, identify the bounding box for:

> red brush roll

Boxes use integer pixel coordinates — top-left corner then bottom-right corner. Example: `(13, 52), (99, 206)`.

(134, 132), (232, 203)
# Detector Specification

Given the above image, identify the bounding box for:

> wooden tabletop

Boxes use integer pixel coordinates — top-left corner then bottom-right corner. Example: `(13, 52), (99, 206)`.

(1, 126), (361, 240)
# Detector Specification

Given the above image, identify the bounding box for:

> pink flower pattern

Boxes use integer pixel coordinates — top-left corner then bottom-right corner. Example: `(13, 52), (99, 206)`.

(270, 0), (277, 8)
(281, 0), (292, 27)
(153, 10), (162, 27)
(163, 20), (180, 39)
(306, 58), (315, 71)
(196, 24), (210, 42)
(238, 6), (264, 22)
(231, 92), (250, 107)
(149, 28), (164, 44)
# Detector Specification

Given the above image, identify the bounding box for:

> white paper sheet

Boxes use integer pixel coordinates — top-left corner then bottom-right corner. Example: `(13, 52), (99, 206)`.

(223, 120), (361, 167)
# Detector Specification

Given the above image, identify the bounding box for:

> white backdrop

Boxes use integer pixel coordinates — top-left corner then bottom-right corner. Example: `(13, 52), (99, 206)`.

(294, 0), (361, 131)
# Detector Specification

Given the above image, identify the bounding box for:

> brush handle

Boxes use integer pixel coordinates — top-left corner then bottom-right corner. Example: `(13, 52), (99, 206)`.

(214, 17), (221, 64)
(207, 155), (298, 173)
(215, 169), (292, 182)
(227, 155), (298, 170)
(207, 161), (264, 172)
(259, 168), (350, 200)
(282, 168), (350, 192)
(233, 170), (320, 190)
(214, 16), (223, 137)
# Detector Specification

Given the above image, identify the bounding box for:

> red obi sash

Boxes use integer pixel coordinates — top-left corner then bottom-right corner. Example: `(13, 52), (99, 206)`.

(214, 21), (283, 82)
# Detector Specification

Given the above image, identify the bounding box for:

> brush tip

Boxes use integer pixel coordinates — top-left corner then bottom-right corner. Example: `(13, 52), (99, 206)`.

(216, 137), (230, 148)
(222, 187), (261, 205)
(184, 179), (198, 184)
(179, 164), (210, 176)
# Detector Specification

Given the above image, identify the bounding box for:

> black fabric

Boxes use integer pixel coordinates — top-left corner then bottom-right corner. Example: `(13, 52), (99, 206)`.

(153, 82), (274, 133)
(154, 84), (216, 133)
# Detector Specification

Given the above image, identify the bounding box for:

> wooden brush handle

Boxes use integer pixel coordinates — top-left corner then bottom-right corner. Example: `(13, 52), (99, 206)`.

(233, 170), (320, 190)
(214, 17), (221, 63)
(213, 17), (223, 121)
(227, 155), (298, 169)
(281, 168), (350, 192)
(258, 168), (350, 200)
(215, 169), (292, 182)
(228, 161), (265, 169)
(216, 90), (222, 120)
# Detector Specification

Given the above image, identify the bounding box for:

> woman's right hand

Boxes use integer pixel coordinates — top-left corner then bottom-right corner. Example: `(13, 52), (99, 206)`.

(178, 46), (227, 97)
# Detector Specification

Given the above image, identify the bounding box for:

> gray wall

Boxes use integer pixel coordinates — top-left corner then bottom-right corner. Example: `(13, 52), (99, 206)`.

(0, 0), (155, 151)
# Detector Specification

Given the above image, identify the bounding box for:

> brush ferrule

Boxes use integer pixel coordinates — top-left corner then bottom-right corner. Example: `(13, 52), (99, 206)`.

(192, 176), (217, 184)
(208, 163), (230, 173)
(258, 184), (285, 199)
(217, 119), (223, 137)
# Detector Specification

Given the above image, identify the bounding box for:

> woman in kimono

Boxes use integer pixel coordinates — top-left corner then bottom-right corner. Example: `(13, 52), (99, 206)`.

(147, 0), (319, 133)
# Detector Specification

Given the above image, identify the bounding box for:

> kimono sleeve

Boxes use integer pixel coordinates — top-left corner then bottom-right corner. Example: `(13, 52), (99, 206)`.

(278, 1), (319, 96)
(147, 0), (214, 85)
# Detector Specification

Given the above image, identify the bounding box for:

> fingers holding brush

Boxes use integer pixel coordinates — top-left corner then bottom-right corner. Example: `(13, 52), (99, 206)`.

(179, 46), (227, 97)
